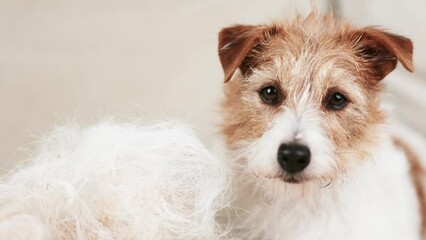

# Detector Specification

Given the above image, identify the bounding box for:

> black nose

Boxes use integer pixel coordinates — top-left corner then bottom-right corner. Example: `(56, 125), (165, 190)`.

(277, 143), (311, 173)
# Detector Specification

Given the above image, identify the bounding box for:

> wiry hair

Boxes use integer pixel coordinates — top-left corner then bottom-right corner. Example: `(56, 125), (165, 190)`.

(0, 121), (231, 239)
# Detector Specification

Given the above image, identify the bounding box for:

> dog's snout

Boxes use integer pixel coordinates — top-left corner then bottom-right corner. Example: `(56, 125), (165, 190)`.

(277, 143), (310, 173)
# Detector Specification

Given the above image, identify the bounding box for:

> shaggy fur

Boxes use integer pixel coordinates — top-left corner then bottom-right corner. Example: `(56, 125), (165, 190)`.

(218, 12), (426, 240)
(0, 121), (231, 240)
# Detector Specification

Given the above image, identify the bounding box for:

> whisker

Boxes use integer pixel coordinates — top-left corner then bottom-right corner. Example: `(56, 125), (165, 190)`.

(320, 178), (334, 188)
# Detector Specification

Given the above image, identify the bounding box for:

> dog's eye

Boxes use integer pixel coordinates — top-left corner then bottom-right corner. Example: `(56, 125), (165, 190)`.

(326, 92), (349, 110)
(259, 86), (281, 105)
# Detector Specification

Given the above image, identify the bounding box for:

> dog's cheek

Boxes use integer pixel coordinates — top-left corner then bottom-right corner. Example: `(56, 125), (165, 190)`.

(221, 81), (258, 146)
(221, 82), (280, 147)
(324, 103), (383, 171)
(246, 135), (282, 177)
(328, 111), (362, 148)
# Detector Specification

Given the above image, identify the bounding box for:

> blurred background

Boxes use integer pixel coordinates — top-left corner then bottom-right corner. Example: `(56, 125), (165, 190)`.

(1, 0), (425, 172)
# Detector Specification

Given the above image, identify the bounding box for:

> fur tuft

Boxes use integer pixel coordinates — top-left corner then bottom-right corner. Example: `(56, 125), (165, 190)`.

(0, 121), (231, 240)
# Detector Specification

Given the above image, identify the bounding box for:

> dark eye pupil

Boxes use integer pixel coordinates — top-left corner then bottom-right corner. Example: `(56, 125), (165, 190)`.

(265, 88), (276, 95)
(327, 92), (348, 110)
(260, 86), (280, 105)
(332, 94), (343, 103)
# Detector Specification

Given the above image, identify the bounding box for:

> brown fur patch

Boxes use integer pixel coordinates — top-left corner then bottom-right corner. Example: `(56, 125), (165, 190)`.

(341, 27), (414, 80)
(393, 137), (426, 237)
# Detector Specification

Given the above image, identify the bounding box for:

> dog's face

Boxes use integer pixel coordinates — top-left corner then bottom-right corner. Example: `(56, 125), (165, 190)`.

(218, 13), (413, 186)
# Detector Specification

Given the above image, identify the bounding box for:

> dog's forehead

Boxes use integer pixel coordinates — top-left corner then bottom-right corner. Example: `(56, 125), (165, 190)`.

(258, 38), (360, 89)
(245, 37), (366, 107)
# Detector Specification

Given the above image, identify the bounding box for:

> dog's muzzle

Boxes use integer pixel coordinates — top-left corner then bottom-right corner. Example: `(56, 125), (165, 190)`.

(277, 143), (310, 173)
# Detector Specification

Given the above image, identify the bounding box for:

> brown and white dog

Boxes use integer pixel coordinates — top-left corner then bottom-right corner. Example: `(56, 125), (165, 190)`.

(217, 12), (426, 240)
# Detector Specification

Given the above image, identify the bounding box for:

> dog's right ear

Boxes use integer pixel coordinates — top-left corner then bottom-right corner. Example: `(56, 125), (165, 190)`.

(350, 27), (414, 81)
(218, 25), (266, 83)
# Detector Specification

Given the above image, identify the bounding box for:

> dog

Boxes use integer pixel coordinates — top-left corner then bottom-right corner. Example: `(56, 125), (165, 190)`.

(217, 11), (426, 240)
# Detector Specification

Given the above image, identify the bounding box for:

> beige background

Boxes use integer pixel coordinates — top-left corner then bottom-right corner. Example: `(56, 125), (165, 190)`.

(0, 0), (425, 172)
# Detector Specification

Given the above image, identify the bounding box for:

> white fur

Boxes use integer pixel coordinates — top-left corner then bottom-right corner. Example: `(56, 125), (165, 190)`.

(237, 93), (335, 184)
(226, 126), (423, 240)
(0, 121), (231, 240)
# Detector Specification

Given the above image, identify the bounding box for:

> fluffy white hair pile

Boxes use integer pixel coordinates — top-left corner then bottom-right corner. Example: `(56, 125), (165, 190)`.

(0, 121), (231, 240)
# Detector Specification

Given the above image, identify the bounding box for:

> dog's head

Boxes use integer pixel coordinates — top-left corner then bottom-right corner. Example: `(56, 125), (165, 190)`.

(218, 13), (413, 186)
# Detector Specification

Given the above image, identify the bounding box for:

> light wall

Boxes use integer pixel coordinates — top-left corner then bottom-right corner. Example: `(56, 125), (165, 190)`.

(0, 0), (329, 172)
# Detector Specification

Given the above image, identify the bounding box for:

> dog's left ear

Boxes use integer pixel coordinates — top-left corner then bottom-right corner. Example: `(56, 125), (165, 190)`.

(218, 25), (267, 83)
(352, 27), (414, 80)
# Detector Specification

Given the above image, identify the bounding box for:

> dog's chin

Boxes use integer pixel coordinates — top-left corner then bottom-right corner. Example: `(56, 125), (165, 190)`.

(254, 171), (330, 185)
(263, 173), (309, 184)
(283, 176), (304, 184)
(279, 174), (335, 188)
(276, 173), (322, 185)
